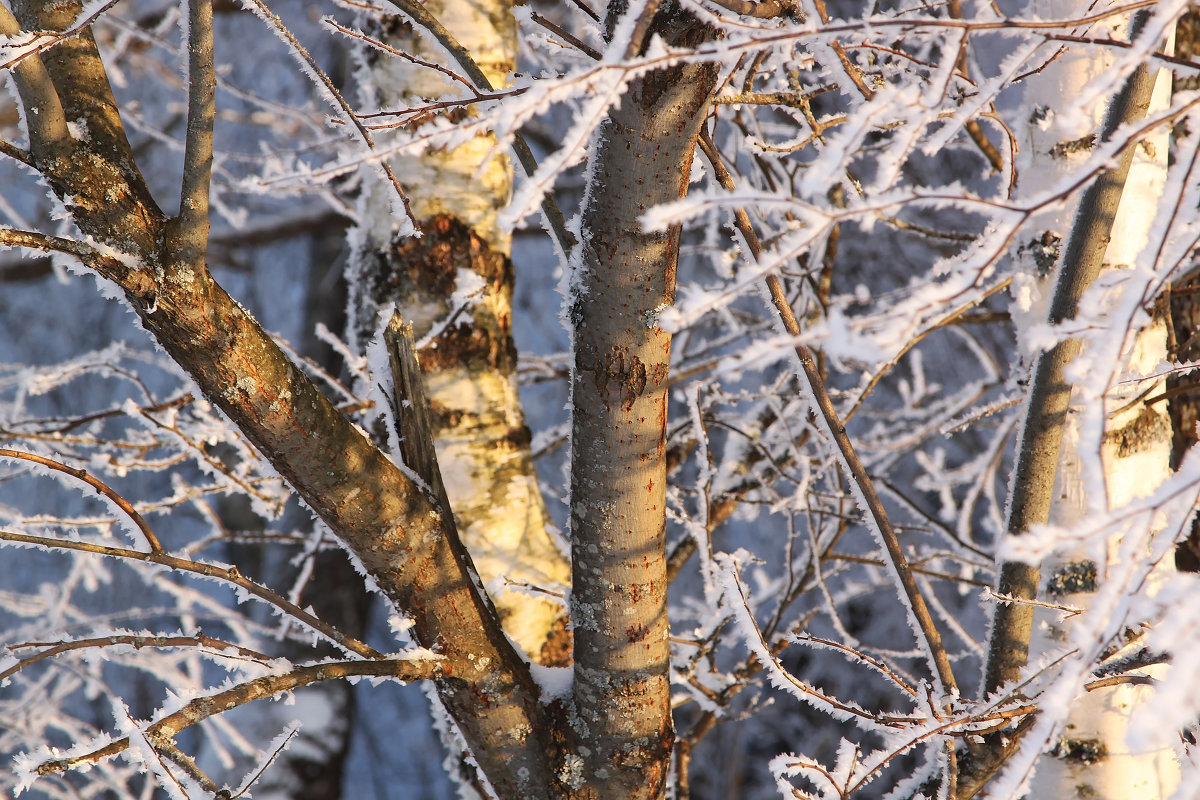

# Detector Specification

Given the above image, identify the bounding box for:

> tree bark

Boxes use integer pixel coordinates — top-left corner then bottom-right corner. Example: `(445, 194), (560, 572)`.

(4, 2), (556, 796)
(567, 13), (717, 796)
(965, 8), (1177, 798)
(348, 0), (571, 665)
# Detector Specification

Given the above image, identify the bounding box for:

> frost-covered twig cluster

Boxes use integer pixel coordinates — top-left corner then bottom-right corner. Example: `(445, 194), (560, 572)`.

(4, 0), (1200, 798)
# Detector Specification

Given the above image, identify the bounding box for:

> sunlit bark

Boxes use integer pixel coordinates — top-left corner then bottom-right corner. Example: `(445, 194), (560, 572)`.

(3, 2), (556, 796)
(347, 0), (570, 665)
(566, 9), (717, 796)
(971, 6), (1179, 797)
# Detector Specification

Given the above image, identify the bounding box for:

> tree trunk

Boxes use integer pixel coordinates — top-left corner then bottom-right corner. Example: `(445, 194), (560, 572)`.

(3, 2), (557, 796)
(347, 0), (570, 666)
(970, 6), (1179, 797)
(567, 12), (717, 797)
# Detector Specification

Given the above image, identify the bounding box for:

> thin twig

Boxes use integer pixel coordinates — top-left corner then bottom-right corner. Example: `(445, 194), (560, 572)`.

(530, 11), (602, 60)
(2, 633), (273, 682)
(697, 130), (959, 696)
(325, 19), (482, 96)
(176, 0), (215, 251)
(32, 659), (443, 777)
(945, 0), (1004, 172)
(843, 278), (1012, 424)
(0, 528), (382, 659)
(241, 0), (416, 228)
(0, 448), (163, 552)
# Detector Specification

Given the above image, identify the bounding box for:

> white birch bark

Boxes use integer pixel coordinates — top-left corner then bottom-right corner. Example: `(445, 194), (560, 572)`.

(994, 4), (1180, 796)
(348, 0), (569, 664)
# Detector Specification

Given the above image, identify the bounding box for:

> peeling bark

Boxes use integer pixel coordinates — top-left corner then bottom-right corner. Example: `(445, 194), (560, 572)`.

(348, 0), (570, 665)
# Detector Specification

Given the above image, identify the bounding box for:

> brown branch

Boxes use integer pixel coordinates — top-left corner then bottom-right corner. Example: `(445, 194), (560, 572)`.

(0, 4), (68, 153)
(0, 228), (133, 280)
(2, 633), (272, 683)
(530, 11), (602, 60)
(0, 528), (382, 659)
(32, 659), (443, 778)
(0, 137), (34, 166)
(984, 9), (1162, 696)
(0, 448), (163, 552)
(698, 129), (959, 696)
(705, 0), (797, 19)
(946, 0), (1005, 173)
(173, 0), (216, 266)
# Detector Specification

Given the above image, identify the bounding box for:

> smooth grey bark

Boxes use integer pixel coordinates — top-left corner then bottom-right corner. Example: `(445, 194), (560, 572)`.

(567, 20), (717, 797)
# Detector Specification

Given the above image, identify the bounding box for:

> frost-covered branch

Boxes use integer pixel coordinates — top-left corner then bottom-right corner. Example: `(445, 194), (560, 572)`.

(982, 13), (1163, 698)
(25, 658), (443, 779)
(173, 0), (215, 266)
(1, 633), (273, 683)
(0, 448), (163, 552)
(696, 130), (959, 697)
(0, 528), (381, 659)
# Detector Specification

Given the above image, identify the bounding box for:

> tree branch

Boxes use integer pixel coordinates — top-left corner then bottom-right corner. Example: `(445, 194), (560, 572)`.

(32, 659), (443, 778)
(2, 633), (273, 684)
(175, 0), (216, 263)
(0, 449), (163, 551)
(0, 227), (134, 280)
(983, 10), (1161, 697)
(0, 2), (69, 153)
(0, 528), (381, 659)
(697, 129), (959, 697)
(6, 5), (558, 791)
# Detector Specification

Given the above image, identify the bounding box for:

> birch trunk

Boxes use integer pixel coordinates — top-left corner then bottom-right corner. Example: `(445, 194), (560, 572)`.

(973, 5), (1179, 797)
(346, 0), (570, 665)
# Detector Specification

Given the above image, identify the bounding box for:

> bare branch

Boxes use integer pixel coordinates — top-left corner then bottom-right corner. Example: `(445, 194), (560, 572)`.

(0, 448), (163, 552)
(697, 129), (959, 697)
(2, 633), (273, 683)
(530, 11), (602, 60)
(0, 227), (136, 279)
(703, 0), (797, 19)
(0, 137), (33, 166)
(174, 0), (216, 264)
(0, 2), (69, 152)
(984, 11), (1162, 696)
(32, 659), (444, 778)
(0, 528), (382, 659)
